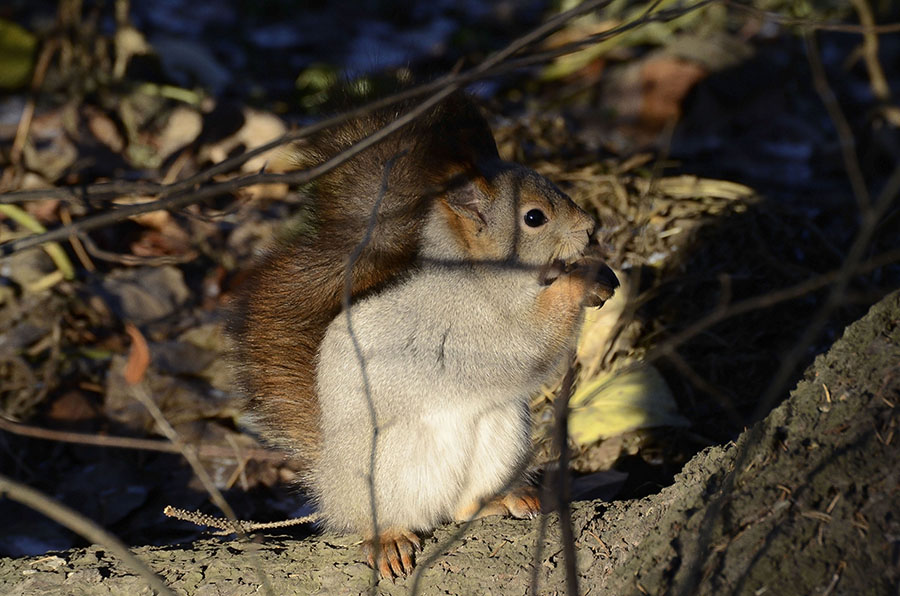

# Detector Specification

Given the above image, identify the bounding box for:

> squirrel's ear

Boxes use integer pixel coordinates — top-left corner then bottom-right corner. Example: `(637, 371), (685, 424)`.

(441, 173), (490, 224)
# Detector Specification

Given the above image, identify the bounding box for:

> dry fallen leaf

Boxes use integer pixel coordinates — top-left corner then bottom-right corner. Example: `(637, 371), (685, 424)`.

(154, 105), (203, 162)
(0, 18), (37, 89)
(200, 108), (286, 172)
(198, 107), (289, 200)
(100, 265), (191, 325)
(85, 106), (125, 153)
(569, 363), (688, 446)
(638, 56), (708, 129)
(577, 268), (630, 378)
(124, 323), (150, 385)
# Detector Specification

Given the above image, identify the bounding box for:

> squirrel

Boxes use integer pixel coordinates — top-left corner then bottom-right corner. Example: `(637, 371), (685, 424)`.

(227, 91), (618, 579)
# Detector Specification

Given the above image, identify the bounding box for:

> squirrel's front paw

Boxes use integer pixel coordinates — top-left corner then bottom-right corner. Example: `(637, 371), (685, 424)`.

(363, 528), (422, 580)
(566, 253), (619, 308)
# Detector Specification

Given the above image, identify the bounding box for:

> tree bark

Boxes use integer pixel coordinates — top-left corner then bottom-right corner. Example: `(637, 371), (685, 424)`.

(2, 291), (898, 596)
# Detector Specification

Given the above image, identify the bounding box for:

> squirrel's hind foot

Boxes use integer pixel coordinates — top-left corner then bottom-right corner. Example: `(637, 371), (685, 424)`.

(500, 486), (541, 519)
(454, 486), (541, 521)
(363, 528), (422, 580)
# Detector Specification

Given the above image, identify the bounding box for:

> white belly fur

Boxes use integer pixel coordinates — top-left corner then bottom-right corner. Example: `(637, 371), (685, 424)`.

(312, 269), (562, 533)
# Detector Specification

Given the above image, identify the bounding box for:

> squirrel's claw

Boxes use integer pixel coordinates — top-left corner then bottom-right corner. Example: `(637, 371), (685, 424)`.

(363, 529), (421, 580)
(586, 262), (619, 308)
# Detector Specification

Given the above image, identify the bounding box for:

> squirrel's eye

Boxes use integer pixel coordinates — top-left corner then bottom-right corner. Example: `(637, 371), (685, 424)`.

(524, 209), (548, 228)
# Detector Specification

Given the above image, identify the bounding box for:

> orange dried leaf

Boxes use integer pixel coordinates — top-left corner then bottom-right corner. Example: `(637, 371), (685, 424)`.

(124, 323), (150, 385)
(638, 57), (707, 129)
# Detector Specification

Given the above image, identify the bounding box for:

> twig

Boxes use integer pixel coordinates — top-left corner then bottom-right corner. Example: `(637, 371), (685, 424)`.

(676, 78), (900, 596)
(804, 32), (871, 213)
(725, 0), (900, 34)
(10, 39), (60, 165)
(552, 357), (581, 596)
(821, 561), (846, 596)
(452, 0), (717, 79)
(0, 80), (460, 257)
(2, 180), (170, 203)
(128, 384), (242, 527)
(849, 0), (900, 127)
(0, 0), (688, 209)
(739, 38), (900, 424)
(59, 206), (95, 272)
(0, 416), (286, 461)
(78, 232), (197, 266)
(0, 69), (453, 207)
(648, 246), (900, 364)
(4, 0), (891, 207)
(749, 162), (900, 423)
(163, 505), (317, 535)
(340, 149), (405, 590)
(0, 472), (176, 596)
(850, 0), (890, 103)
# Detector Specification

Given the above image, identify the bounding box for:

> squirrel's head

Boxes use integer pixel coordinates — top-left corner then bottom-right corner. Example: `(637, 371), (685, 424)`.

(424, 163), (595, 276)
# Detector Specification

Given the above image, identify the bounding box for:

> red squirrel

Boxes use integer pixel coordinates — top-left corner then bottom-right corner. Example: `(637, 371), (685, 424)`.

(228, 92), (618, 578)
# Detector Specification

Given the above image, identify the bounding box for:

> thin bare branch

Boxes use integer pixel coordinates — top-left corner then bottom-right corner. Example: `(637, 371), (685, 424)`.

(805, 32), (871, 213)
(552, 357), (581, 596)
(473, 0), (717, 76)
(726, 0), (900, 34)
(749, 163), (900, 422)
(78, 232), (197, 266)
(10, 39), (60, 167)
(163, 505), (317, 535)
(0, 0), (615, 206)
(675, 85), (900, 596)
(849, 0), (900, 127)
(0, 416), (286, 461)
(850, 0), (891, 102)
(649, 246), (900, 363)
(340, 150), (404, 590)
